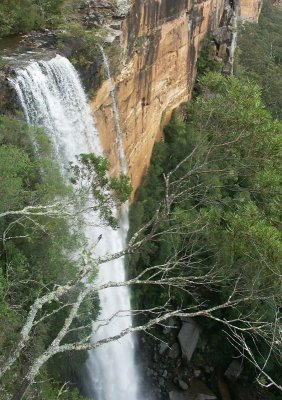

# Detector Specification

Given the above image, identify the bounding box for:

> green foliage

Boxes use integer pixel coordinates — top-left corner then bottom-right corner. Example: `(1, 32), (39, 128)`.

(0, 116), (91, 398)
(0, 116), (70, 206)
(194, 38), (224, 95)
(58, 23), (108, 67)
(0, 56), (7, 68)
(110, 174), (132, 203)
(197, 39), (223, 75)
(0, 0), (65, 37)
(0, 145), (35, 212)
(69, 153), (132, 228)
(129, 73), (282, 383)
(235, 0), (282, 118)
(104, 42), (123, 76)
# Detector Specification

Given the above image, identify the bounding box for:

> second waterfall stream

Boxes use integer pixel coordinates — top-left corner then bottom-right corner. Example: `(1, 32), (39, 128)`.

(11, 55), (139, 400)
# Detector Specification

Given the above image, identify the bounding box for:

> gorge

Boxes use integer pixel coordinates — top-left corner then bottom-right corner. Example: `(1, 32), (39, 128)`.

(0, 1), (280, 400)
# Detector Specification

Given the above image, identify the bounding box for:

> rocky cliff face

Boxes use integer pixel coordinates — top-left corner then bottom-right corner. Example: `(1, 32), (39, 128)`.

(90, 0), (262, 194)
(92, 0), (225, 192)
(0, 0), (262, 195)
(237, 0), (263, 21)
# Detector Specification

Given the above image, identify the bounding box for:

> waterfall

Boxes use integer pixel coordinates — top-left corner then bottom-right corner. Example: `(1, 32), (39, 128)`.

(99, 45), (127, 174)
(10, 55), (139, 400)
(229, 10), (238, 74)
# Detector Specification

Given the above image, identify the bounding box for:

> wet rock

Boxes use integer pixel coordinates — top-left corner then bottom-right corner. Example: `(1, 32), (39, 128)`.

(109, 21), (122, 30)
(213, 26), (232, 45)
(193, 369), (201, 378)
(217, 377), (232, 400)
(178, 318), (201, 362)
(178, 379), (189, 391)
(76, 0), (129, 27)
(204, 366), (214, 374)
(169, 378), (217, 400)
(208, 43), (217, 60)
(163, 317), (178, 334)
(159, 342), (169, 355)
(169, 392), (196, 400)
(168, 342), (181, 359)
(0, 74), (19, 114)
(190, 378), (217, 400)
(217, 43), (227, 59)
(224, 360), (242, 381)
(159, 377), (165, 387)
(169, 391), (215, 400)
(78, 0), (115, 10)
(176, 358), (182, 368)
(20, 31), (57, 50)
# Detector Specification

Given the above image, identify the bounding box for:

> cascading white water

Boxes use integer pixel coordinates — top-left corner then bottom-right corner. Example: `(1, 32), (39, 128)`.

(10, 55), (139, 400)
(228, 9), (238, 75)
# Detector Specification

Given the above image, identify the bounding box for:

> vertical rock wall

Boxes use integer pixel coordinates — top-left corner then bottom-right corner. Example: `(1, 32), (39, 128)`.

(238, 0), (263, 21)
(91, 0), (262, 194)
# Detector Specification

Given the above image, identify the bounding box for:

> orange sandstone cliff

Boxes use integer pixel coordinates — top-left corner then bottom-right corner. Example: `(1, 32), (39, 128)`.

(91, 0), (262, 194)
(238, 0), (263, 21)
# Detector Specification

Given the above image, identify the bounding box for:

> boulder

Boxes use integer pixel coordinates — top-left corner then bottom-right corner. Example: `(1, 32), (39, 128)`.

(178, 318), (201, 361)
(159, 342), (169, 355)
(190, 379), (217, 400)
(163, 317), (178, 334)
(213, 26), (232, 44)
(178, 379), (189, 391)
(169, 392), (197, 400)
(169, 379), (217, 400)
(224, 360), (242, 381)
(193, 369), (201, 378)
(217, 43), (227, 59)
(217, 378), (232, 400)
(168, 342), (181, 359)
(204, 366), (214, 374)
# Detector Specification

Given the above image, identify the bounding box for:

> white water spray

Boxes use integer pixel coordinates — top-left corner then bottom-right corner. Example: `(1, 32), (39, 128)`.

(10, 55), (139, 400)
(228, 9), (238, 75)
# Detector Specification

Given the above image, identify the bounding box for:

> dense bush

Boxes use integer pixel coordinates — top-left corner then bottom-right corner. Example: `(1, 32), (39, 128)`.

(0, 0), (65, 37)
(0, 116), (92, 398)
(235, 0), (282, 118)
(128, 73), (282, 392)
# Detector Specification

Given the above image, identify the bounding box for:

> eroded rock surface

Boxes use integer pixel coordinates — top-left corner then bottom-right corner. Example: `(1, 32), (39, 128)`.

(0, 0), (263, 193)
(92, 0), (227, 191)
(178, 318), (201, 362)
(237, 0), (263, 21)
(91, 0), (262, 194)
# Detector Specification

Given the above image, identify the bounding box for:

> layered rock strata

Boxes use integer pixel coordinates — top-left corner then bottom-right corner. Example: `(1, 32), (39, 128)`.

(91, 0), (262, 194)
(237, 0), (263, 21)
(0, 0), (263, 194)
(92, 0), (226, 192)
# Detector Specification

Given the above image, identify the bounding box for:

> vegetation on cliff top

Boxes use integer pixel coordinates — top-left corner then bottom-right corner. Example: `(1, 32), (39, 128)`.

(0, 0), (66, 37)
